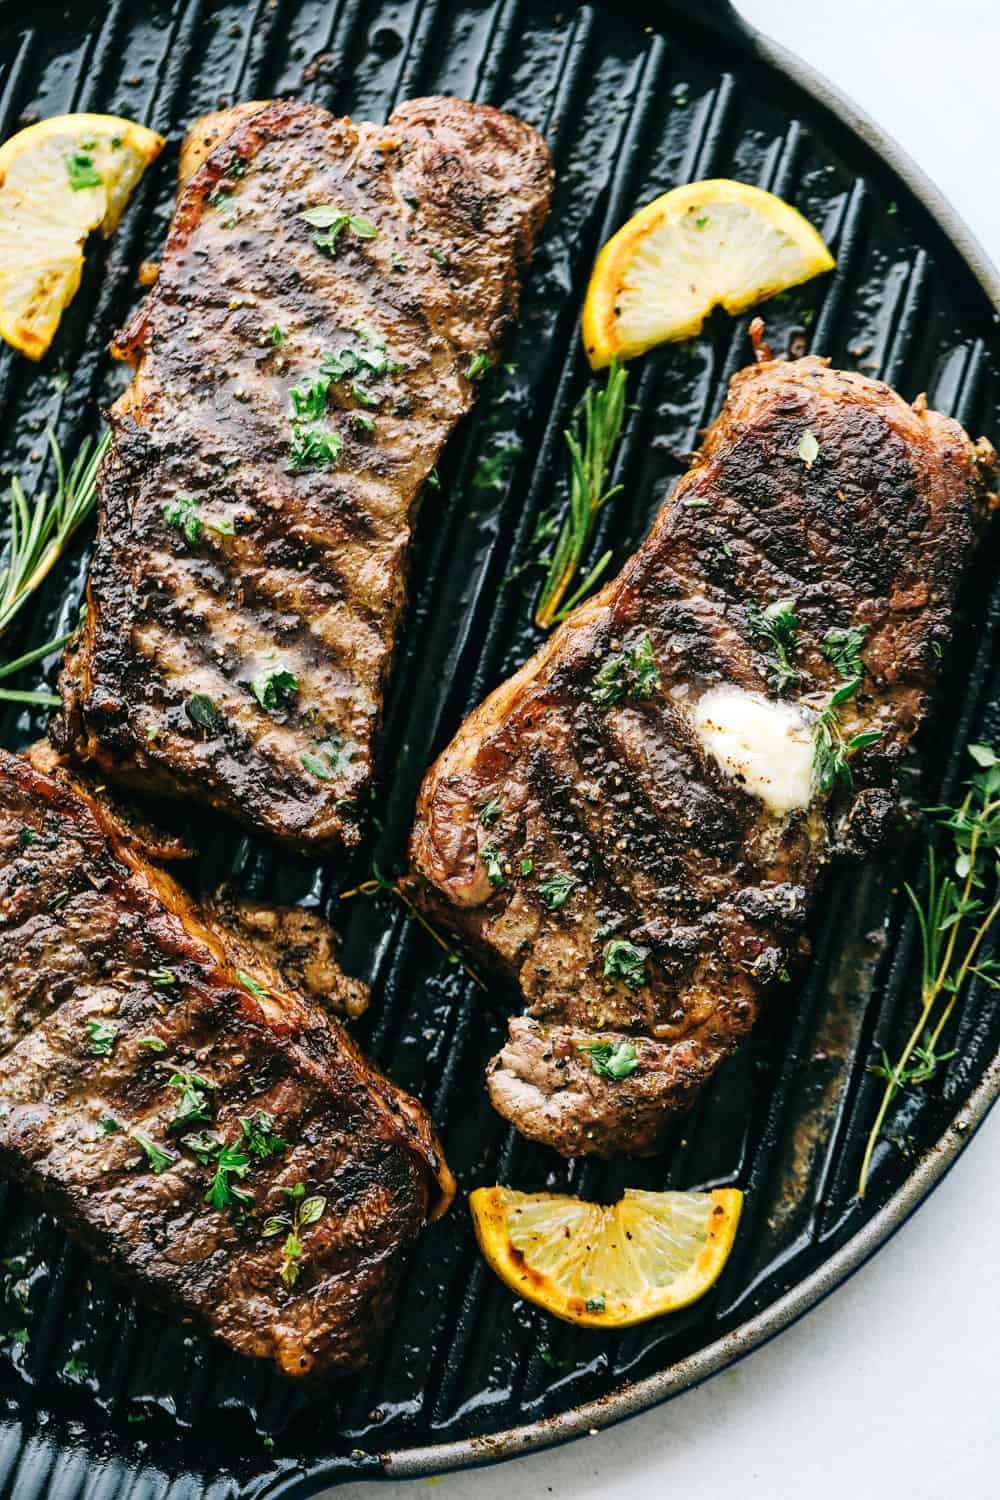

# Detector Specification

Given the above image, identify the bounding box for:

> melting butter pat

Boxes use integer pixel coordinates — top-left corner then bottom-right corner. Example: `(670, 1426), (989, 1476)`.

(692, 686), (814, 814)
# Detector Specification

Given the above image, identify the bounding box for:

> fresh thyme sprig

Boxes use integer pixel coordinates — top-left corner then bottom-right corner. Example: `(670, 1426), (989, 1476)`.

(747, 597), (799, 695)
(534, 360), (627, 629)
(0, 428), (110, 640)
(813, 623), (881, 791)
(858, 742), (1000, 1197)
(340, 865), (487, 990)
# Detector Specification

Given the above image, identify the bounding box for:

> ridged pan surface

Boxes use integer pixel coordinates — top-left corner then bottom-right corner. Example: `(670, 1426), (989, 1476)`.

(0, 1), (997, 1495)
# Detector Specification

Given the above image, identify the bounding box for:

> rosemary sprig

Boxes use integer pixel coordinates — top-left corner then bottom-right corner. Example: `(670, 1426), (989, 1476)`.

(534, 360), (627, 629)
(340, 865), (487, 990)
(0, 626), (73, 708)
(858, 742), (1000, 1197)
(0, 428), (110, 640)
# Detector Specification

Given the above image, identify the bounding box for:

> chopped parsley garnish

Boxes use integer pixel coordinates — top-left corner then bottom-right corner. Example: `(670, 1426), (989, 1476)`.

(477, 798), (502, 827)
(429, 246), (448, 268)
(205, 1142), (253, 1212)
(577, 1039), (639, 1080)
(236, 970), (269, 1002)
(465, 351), (489, 381)
(240, 1110), (287, 1160)
(585, 1294), (607, 1312)
(538, 873), (576, 911)
(301, 740), (339, 781)
(161, 495), (234, 546)
(185, 693), (224, 736)
(481, 841), (505, 888)
(180, 1131), (223, 1165)
(747, 597), (799, 695)
(85, 1018), (118, 1056)
(289, 424), (342, 470)
(519, 857), (534, 875)
(137, 1036), (167, 1052)
(351, 411), (376, 434)
(287, 369), (343, 471)
(132, 1131), (176, 1175)
(798, 428), (820, 469)
(99, 1116), (121, 1135)
(267, 323), (285, 348)
(63, 1356), (90, 1379)
(18, 828), (38, 848)
(149, 968), (177, 989)
(591, 632), (661, 710)
(262, 1182), (327, 1289)
(166, 1068), (215, 1131)
(299, 204), (378, 255)
(351, 381), (379, 408)
(66, 150), (102, 190)
(251, 666), (298, 712)
(602, 939), (649, 991)
(289, 374), (331, 421)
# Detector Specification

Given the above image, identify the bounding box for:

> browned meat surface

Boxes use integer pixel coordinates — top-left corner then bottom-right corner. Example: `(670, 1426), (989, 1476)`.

(0, 749), (453, 1377)
(206, 886), (369, 1020)
(23, 739), (195, 862)
(409, 344), (997, 1157)
(57, 96), (552, 850)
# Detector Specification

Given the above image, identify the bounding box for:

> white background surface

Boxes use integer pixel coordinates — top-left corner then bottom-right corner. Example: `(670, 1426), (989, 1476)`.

(339, 4), (1000, 1496)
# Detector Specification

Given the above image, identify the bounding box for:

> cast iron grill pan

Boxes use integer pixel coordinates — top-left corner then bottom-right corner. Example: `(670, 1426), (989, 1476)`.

(0, 0), (996, 1494)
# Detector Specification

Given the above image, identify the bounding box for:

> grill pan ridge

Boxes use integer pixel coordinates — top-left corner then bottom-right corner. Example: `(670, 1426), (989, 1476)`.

(0, 0), (996, 1493)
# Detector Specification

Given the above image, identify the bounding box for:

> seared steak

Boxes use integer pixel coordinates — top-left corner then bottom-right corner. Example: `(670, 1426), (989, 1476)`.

(57, 97), (552, 849)
(409, 338), (997, 1157)
(0, 749), (453, 1377)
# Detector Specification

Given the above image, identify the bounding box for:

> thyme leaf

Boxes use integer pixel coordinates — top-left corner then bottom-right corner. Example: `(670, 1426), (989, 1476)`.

(747, 597), (799, 695)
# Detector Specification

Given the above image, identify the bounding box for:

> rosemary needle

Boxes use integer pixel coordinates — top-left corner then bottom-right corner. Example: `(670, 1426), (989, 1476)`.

(0, 427), (110, 641)
(534, 359), (627, 630)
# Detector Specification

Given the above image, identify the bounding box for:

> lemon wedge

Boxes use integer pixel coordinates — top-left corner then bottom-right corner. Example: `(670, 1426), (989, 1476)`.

(582, 179), (835, 369)
(469, 1185), (743, 1327)
(0, 113), (164, 360)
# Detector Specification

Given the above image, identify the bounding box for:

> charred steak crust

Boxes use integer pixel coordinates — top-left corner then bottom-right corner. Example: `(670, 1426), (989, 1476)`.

(56, 96), (552, 849)
(408, 353), (997, 1158)
(0, 749), (454, 1378)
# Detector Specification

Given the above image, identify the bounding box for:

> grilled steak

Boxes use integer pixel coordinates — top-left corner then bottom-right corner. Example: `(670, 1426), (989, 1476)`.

(409, 336), (997, 1157)
(0, 749), (453, 1377)
(57, 96), (552, 849)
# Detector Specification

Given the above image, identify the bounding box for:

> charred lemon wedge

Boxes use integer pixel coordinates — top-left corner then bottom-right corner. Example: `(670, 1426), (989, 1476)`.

(582, 179), (834, 369)
(0, 113), (164, 360)
(469, 1185), (743, 1327)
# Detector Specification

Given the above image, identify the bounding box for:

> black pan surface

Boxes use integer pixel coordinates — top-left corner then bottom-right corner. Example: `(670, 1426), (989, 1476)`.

(0, 1), (997, 1495)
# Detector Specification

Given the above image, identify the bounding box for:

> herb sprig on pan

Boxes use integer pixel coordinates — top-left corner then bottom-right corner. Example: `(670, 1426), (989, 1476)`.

(262, 1182), (327, 1289)
(747, 597), (799, 695)
(340, 864), (487, 991)
(813, 623), (881, 791)
(858, 743), (1000, 1197)
(535, 360), (627, 629)
(0, 427), (109, 644)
